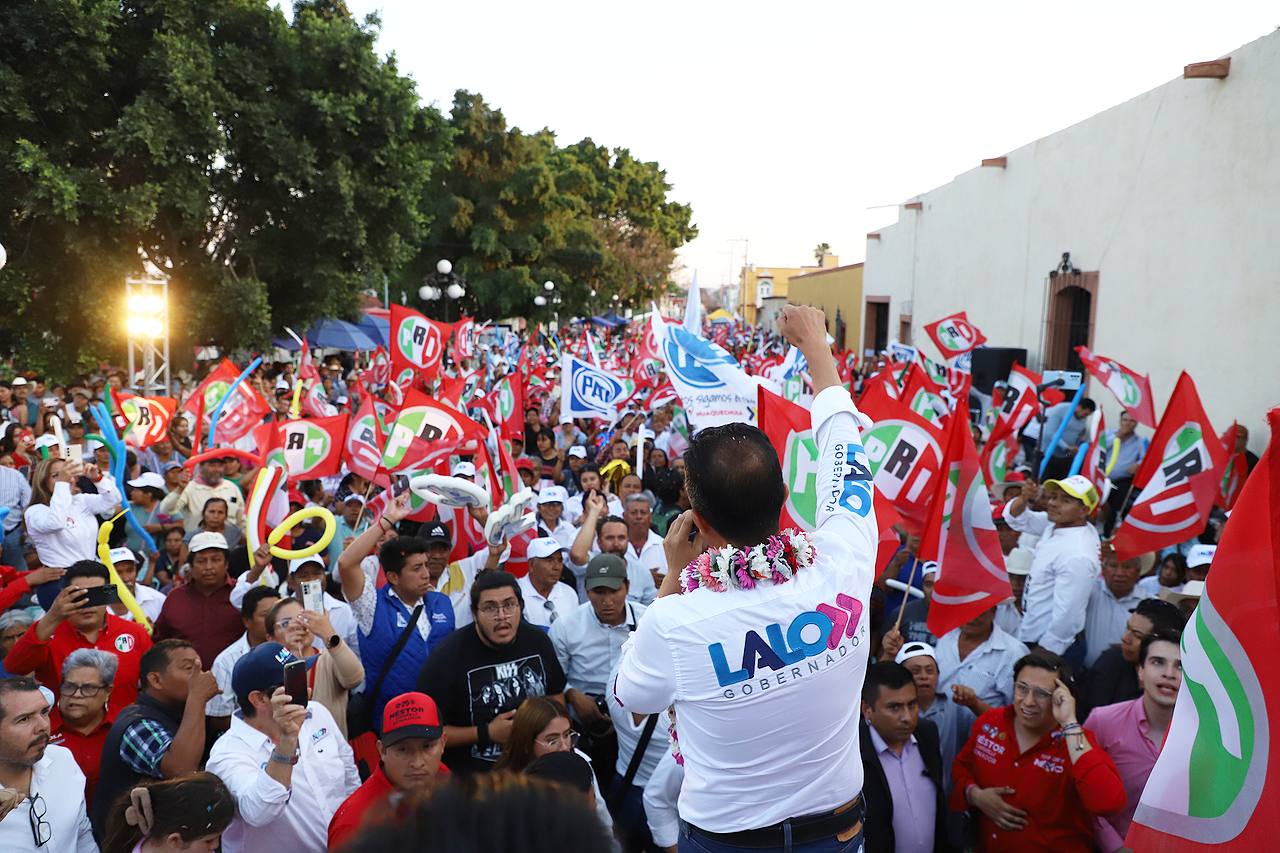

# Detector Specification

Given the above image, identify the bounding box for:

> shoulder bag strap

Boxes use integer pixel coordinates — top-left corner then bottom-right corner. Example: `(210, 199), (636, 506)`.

(369, 602), (424, 701)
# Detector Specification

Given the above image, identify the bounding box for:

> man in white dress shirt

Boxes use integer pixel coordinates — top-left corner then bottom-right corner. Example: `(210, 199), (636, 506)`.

(622, 493), (669, 590)
(517, 538), (580, 631)
(614, 305), (876, 849)
(207, 642), (359, 853)
(569, 498), (657, 606)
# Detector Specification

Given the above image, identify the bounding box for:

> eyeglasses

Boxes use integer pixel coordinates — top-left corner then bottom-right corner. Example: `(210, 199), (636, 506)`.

(536, 730), (580, 749)
(544, 599), (558, 624)
(29, 792), (50, 847)
(1013, 682), (1054, 703)
(59, 681), (106, 697)
(478, 601), (520, 617)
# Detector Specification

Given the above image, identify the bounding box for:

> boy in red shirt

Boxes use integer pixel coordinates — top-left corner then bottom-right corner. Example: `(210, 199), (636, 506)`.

(952, 652), (1125, 852)
(4, 560), (152, 707)
(328, 692), (448, 849)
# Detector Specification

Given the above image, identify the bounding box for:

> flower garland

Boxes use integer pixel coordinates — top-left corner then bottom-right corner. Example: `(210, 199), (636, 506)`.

(680, 529), (817, 594)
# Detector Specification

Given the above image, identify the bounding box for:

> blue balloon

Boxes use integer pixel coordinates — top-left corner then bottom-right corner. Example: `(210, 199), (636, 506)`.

(207, 356), (263, 448)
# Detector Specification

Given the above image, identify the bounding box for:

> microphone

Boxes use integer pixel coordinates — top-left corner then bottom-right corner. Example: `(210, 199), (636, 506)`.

(1036, 379), (1065, 391)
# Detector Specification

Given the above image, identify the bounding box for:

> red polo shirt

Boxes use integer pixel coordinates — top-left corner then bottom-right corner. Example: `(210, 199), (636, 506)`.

(951, 706), (1126, 852)
(49, 705), (117, 809)
(152, 579), (243, 669)
(328, 763), (449, 850)
(3, 614), (152, 708)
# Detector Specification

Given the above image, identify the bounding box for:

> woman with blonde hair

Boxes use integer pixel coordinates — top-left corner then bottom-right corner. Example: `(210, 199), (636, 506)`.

(25, 455), (122, 609)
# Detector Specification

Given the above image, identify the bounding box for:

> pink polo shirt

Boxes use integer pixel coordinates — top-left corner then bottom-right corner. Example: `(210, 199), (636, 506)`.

(1084, 695), (1163, 850)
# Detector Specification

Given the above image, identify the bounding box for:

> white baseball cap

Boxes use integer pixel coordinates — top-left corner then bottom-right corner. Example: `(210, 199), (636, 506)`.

(189, 531), (229, 553)
(11, 377), (27, 387)
(342, 494), (366, 506)
(33, 434), (59, 451)
(895, 642), (937, 665)
(1005, 548), (1033, 577)
(108, 547), (137, 565)
(921, 561), (939, 579)
(451, 461), (476, 478)
(526, 537), (565, 560)
(1186, 544), (1216, 569)
(127, 472), (166, 491)
(288, 556), (326, 574)
(568, 446), (587, 459)
(538, 485), (569, 505)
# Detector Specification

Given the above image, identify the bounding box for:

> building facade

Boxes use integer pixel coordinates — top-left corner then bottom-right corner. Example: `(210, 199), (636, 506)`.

(861, 32), (1280, 452)
(786, 263), (864, 353)
(739, 253), (841, 325)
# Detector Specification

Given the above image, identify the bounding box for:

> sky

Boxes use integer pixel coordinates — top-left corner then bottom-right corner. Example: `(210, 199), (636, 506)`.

(340, 0), (1278, 293)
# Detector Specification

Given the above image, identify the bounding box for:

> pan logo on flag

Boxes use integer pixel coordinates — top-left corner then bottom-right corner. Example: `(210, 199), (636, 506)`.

(783, 429), (820, 528)
(571, 367), (623, 408)
(396, 315), (443, 367)
(664, 326), (737, 389)
(382, 406), (466, 470)
(936, 318), (980, 352)
(863, 420), (942, 506)
(1132, 595), (1267, 843)
(284, 423), (331, 473)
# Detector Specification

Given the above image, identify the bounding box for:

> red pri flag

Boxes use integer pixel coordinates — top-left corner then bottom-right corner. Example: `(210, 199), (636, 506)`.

(182, 359), (271, 444)
(1075, 345), (1157, 428)
(491, 374), (524, 442)
(390, 305), (449, 388)
(1125, 406), (1280, 852)
(452, 317), (475, 364)
(1077, 410), (1109, 503)
(919, 409), (1012, 638)
(993, 363), (1041, 441)
(113, 393), (178, 449)
(924, 311), (987, 361)
(274, 415), (347, 482)
(379, 389), (485, 474)
(1113, 372), (1227, 561)
(757, 386), (901, 573)
(857, 381), (946, 535)
(343, 396), (389, 484)
(1216, 424), (1249, 511)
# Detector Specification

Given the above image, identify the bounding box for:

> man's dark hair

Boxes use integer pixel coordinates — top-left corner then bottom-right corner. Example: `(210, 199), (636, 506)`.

(683, 422), (785, 544)
(647, 469), (682, 506)
(861, 661), (916, 708)
(0, 676), (42, 723)
(526, 751), (594, 794)
(1134, 598), (1188, 633)
(1139, 629), (1183, 666)
(65, 559), (110, 586)
(470, 571), (523, 612)
(595, 514), (626, 538)
(380, 536), (430, 575)
(1013, 651), (1075, 688)
(140, 639), (193, 689)
(1078, 398), (1097, 413)
(241, 585), (282, 621)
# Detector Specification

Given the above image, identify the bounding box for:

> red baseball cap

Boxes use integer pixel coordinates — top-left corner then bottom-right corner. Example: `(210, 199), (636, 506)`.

(381, 692), (443, 746)
(288, 488), (305, 506)
(1004, 471), (1026, 483)
(515, 458), (536, 472)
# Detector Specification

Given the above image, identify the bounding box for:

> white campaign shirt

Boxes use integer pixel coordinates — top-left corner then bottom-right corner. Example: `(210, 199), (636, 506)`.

(120, 583), (167, 624)
(25, 479), (122, 569)
(565, 492), (623, 525)
(643, 749), (684, 849)
(1003, 505), (1101, 654)
(208, 702), (359, 853)
(229, 577), (359, 652)
(606, 661), (665, 788)
(518, 575), (580, 630)
(614, 385), (877, 833)
(626, 530), (667, 601)
(0, 744), (96, 853)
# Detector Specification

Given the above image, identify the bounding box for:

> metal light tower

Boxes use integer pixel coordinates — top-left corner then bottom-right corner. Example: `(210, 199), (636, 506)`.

(125, 275), (171, 395)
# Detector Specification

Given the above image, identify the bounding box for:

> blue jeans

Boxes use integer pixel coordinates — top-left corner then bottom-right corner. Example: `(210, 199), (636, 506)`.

(1, 527), (27, 572)
(679, 822), (863, 853)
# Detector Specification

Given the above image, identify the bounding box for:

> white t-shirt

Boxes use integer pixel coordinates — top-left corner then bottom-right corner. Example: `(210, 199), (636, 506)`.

(613, 385), (878, 833)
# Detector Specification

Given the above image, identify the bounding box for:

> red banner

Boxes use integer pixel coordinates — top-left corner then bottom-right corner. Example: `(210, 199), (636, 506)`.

(1076, 345), (1157, 428)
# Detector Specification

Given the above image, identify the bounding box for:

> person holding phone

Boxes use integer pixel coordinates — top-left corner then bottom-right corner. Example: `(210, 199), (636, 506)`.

(3, 559), (152, 708)
(23, 456), (123, 610)
(265, 598), (364, 738)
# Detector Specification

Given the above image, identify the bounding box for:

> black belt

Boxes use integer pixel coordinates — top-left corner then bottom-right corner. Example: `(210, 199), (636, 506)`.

(685, 792), (865, 849)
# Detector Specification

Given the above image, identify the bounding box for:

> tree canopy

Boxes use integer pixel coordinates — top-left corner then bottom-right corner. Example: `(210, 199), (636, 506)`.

(0, 0), (694, 375)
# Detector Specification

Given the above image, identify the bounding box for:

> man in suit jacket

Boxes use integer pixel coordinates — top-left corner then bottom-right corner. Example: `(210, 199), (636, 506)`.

(860, 660), (955, 853)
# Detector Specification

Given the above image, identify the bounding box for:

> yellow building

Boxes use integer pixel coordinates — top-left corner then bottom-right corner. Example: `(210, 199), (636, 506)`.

(738, 253), (842, 325)
(785, 263), (864, 352)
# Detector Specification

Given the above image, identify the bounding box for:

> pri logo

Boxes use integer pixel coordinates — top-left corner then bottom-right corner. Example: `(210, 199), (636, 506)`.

(381, 406), (466, 470)
(396, 316), (442, 368)
(348, 414), (382, 469)
(663, 326), (738, 389)
(937, 318), (979, 353)
(1125, 422), (1212, 534)
(862, 420), (942, 507)
(782, 429), (820, 529)
(1105, 362), (1142, 408)
(1133, 594), (1267, 842)
(284, 423), (331, 474)
(495, 379), (516, 423)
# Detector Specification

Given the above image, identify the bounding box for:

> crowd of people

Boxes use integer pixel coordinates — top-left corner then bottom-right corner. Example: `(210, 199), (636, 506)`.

(0, 305), (1250, 853)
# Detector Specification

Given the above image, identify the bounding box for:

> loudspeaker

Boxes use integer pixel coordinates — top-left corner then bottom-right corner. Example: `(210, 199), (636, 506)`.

(970, 347), (1028, 394)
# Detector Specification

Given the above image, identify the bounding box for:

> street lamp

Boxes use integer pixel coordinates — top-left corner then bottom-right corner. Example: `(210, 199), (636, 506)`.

(543, 280), (555, 292)
(534, 295), (547, 307)
(125, 275), (171, 395)
(421, 258), (466, 321)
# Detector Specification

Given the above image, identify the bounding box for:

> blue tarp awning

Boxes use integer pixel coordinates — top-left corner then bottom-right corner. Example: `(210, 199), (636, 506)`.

(271, 318), (380, 352)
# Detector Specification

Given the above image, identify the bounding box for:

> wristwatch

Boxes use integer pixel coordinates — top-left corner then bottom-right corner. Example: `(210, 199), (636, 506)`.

(326, 633), (341, 649)
(269, 748), (299, 766)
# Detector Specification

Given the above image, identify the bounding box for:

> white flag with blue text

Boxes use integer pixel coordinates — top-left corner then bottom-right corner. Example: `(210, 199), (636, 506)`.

(560, 354), (628, 422)
(652, 309), (760, 431)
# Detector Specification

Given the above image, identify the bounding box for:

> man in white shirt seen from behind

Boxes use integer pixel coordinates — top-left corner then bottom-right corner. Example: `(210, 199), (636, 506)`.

(208, 642), (359, 853)
(0, 676), (96, 852)
(615, 305), (876, 851)
(1003, 475), (1101, 667)
(517, 538), (579, 631)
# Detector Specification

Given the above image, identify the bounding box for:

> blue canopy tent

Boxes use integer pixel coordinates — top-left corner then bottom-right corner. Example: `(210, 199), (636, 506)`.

(270, 318), (379, 352)
(591, 313), (629, 328)
(356, 312), (390, 348)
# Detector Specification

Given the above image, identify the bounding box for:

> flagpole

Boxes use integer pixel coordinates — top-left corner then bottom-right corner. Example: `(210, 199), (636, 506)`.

(892, 557), (921, 635)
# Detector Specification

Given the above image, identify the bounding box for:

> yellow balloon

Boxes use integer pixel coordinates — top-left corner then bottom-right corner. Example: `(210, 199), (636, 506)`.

(264, 506), (337, 560)
(96, 512), (153, 635)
